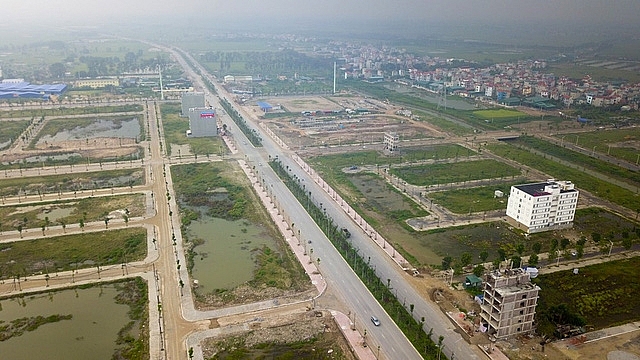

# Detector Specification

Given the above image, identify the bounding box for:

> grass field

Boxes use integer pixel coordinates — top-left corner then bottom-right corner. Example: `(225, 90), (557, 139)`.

(486, 142), (640, 212)
(0, 104), (143, 120)
(0, 168), (144, 197)
(473, 109), (527, 119)
(0, 120), (30, 146)
(553, 128), (640, 165)
(428, 183), (518, 214)
(390, 159), (521, 186)
(0, 227), (147, 279)
(509, 136), (640, 188)
(0, 193), (145, 232)
(534, 257), (640, 337)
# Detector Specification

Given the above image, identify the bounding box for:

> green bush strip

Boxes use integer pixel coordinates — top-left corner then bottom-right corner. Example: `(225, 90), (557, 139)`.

(270, 158), (444, 359)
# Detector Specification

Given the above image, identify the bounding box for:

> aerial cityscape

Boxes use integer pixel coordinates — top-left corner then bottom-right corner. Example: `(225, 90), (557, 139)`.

(0, 1), (639, 359)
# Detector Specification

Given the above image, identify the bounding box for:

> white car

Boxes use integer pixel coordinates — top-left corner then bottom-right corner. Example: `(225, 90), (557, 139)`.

(371, 316), (380, 326)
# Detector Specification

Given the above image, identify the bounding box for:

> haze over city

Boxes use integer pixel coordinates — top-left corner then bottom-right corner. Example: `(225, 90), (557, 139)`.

(6, 0), (640, 28)
(0, 0), (639, 358)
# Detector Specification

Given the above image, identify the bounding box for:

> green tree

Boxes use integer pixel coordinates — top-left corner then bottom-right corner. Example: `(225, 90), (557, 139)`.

(460, 252), (473, 267)
(515, 242), (525, 256)
(527, 253), (539, 266)
(441, 256), (453, 270)
(497, 248), (507, 261)
(473, 264), (485, 277)
(532, 241), (542, 254)
(560, 238), (571, 250)
(592, 232), (602, 243)
(479, 250), (489, 263)
(510, 255), (522, 268)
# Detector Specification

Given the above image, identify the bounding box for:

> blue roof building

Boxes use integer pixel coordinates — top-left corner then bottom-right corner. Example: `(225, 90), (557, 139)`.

(0, 81), (67, 100)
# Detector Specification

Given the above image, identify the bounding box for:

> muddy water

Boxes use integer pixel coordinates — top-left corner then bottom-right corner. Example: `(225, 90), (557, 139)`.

(189, 217), (277, 291)
(36, 207), (74, 221)
(0, 285), (130, 359)
(39, 118), (140, 143)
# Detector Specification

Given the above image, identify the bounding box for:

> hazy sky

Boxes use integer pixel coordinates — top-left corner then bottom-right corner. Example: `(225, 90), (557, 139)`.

(6, 0), (640, 27)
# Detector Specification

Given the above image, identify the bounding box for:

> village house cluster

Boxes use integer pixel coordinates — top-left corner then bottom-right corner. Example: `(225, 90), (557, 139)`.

(327, 42), (640, 110)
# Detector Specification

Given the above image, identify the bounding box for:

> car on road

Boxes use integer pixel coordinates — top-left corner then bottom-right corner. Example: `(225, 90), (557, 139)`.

(371, 316), (380, 326)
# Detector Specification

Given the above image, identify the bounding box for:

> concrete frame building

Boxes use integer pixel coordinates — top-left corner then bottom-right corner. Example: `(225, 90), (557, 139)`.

(506, 179), (579, 234)
(383, 132), (399, 152)
(480, 268), (540, 339)
(181, 92), (205, 117)
(187, 108), (218, 137)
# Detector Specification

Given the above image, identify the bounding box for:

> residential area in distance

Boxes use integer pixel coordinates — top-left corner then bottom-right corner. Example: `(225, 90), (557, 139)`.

(0, 6), (639, 360)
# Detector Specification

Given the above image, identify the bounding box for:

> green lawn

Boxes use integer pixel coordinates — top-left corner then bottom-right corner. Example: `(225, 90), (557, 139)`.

(473, 109), (526, 119)
(486, 142), (640, 212)
(534, 257), (640, 337)
(553, 128), (640, 165)
(390, 159), (521, 186)
(0, 227), (147, 279)
(428, 183), (517, 214)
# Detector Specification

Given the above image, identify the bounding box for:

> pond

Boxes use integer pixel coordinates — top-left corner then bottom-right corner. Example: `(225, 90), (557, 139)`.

(0, 284), (131, 359)
(38, 118), (140, 143)
(189, 217), (278, 291)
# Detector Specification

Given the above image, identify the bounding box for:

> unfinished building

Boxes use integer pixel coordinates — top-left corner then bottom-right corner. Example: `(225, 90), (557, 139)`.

(480, 268), (540, 339)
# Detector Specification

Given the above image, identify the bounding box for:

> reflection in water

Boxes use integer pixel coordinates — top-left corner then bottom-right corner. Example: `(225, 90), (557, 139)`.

(189, 217), (277, 291)
(0, 285), (130, 359)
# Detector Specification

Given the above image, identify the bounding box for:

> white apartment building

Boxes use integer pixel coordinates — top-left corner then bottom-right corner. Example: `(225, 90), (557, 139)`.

(506, 179), (579, 234)
(480, 268), (540, 339)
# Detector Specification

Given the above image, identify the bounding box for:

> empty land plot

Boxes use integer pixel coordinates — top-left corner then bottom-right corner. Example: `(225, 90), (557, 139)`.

(0, 168), (144, 197)
(553, 128), (640, 164)
(534, 257), (640, 333)
(487, 142), (640, 211)
(428, 183), (517, 214)
(0, 119), (30, 148)
(0, 193), (145, 232)
(390, 159), (521, 186)
(0, 105), (143, 120)
(0, 227), (147, 279)
(259, 96), (339, 113)
(468, 108), (535, 128)
(508, 136), (640, 187)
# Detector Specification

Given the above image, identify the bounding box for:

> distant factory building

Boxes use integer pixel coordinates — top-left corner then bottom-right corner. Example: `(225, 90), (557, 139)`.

(187, 108), (218, 137)
(0, 80), (67, 99)
(257, 101), (273, 113)
(506, 179), (579, 234)
(74, 77), (120, 89)
(181, 92), (206, 117)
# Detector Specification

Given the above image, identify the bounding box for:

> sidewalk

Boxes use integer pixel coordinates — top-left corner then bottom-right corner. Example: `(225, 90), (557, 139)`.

(292, 154), (413, 271)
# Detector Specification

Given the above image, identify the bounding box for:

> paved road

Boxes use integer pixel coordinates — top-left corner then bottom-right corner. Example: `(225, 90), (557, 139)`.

(177, 51), (487, 359)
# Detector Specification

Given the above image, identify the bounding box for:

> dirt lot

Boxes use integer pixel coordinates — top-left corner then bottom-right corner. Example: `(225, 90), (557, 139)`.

(240, 94), (444, 151)
(202, 310), (357, 359)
